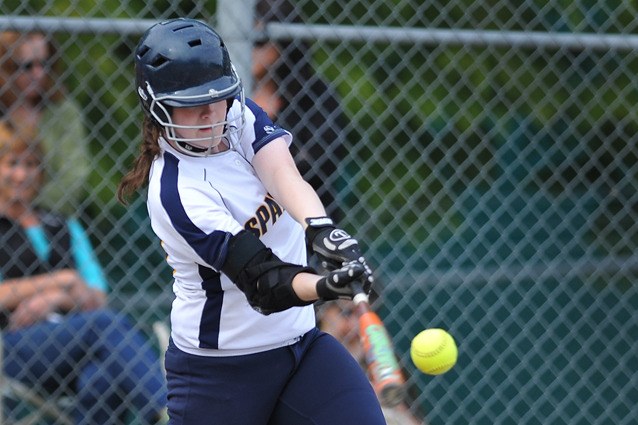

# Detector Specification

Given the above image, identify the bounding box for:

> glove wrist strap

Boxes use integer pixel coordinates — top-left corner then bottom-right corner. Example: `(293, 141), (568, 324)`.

(304, 216), (335, 250)
(305, 216), (334, 229)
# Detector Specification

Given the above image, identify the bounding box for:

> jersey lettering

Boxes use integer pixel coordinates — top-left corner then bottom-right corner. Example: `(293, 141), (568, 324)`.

(244, 194), (284, 237)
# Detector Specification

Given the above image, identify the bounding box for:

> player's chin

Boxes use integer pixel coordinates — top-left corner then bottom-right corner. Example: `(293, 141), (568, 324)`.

(199, 130), (223, 142)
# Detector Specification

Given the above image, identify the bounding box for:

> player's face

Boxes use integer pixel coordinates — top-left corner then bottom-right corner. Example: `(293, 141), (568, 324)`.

(170, 101), (228, 149)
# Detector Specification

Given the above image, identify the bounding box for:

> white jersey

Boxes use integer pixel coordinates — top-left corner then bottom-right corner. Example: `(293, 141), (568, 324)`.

(147, 98), (316, 357)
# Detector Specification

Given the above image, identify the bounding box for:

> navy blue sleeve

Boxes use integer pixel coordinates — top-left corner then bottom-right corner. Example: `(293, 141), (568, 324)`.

(246, 98), (292, 154)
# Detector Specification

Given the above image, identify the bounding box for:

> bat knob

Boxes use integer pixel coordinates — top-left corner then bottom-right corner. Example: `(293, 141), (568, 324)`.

(350, 281), (368, 304)
(353, 292), (369, 305)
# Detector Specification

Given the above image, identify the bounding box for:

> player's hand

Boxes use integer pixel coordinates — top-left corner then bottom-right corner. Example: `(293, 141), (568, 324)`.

(305, 217), (374, 286)
(316, 262), (370, 300)
(305, 217), (360, 266)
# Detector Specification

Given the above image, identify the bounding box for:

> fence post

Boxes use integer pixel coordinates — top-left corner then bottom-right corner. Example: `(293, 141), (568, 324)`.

(216, 0), (256, 97)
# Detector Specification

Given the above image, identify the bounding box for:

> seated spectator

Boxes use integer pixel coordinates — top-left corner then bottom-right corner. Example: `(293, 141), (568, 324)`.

(253, 0), (348, 220)
(0, 121), (166, 424)
(0, 31), (90, 216)
(317, 299), (427, 425)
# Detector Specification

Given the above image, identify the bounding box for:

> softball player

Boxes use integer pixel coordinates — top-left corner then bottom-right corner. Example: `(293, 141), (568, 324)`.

(118, 18), (386, 425)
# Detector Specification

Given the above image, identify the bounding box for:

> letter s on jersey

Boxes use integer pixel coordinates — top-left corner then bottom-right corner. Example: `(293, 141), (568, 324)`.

(244, 194), (284, 237)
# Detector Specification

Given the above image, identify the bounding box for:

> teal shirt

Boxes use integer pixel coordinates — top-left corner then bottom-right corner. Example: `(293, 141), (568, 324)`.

(18, 218), (107, 292)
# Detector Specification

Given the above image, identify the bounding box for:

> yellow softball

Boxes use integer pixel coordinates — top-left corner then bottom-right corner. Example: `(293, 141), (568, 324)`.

(410, 328), (458, 375)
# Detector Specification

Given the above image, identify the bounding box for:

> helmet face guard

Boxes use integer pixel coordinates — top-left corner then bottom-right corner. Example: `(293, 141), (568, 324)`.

(135, 18), (245, 156)
(143, 75), (246, 153)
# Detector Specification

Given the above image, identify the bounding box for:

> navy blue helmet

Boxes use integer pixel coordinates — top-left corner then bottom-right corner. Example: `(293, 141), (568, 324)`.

(135, 18), (244, 152)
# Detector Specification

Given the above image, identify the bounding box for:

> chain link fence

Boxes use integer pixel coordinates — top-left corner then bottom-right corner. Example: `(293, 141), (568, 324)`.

(1, 1), (637, 424)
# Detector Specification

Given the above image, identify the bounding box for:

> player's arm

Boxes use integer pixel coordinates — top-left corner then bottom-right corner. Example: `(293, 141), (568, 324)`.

(220, 230), (367, 315)
(252, 137), (373, 281)
(252, 136), (327, 223)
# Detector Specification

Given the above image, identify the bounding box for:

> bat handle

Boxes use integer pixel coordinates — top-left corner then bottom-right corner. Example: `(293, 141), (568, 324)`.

(350, 282), (369, 305)
(355, 289), (406, 407)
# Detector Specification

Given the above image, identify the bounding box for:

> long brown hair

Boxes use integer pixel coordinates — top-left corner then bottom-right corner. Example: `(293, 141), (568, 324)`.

(0, 31), (64, 113)
(116, 116), (162, 205)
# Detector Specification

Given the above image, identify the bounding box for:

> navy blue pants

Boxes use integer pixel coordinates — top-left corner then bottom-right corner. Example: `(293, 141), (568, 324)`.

(165, 327), (386, 425)
(3, 309), (167, 424)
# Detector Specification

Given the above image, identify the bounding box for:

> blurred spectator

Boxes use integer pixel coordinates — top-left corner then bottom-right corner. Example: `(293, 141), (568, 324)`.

(317, 299), (427, 425)
(0, 121), (166, 424)
(253, 0), (348, 220)
(0, 31), (90, 216)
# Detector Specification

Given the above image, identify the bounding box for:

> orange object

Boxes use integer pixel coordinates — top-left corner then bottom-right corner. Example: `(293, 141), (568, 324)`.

(356, 297), (405, 406)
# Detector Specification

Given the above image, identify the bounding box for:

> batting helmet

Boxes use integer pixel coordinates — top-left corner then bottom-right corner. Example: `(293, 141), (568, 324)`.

(134, 18), (244, 153)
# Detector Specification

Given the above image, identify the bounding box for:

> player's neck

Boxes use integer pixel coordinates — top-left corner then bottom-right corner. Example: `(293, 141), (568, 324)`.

(209, 139), (229, 153)
(169, 138), (230, 156)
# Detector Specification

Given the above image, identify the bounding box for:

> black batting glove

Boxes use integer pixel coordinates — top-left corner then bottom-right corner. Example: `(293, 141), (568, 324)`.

(305, 217), (374, 287)
(316, 262), (369, 301)
(305, 216), (363, 266)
